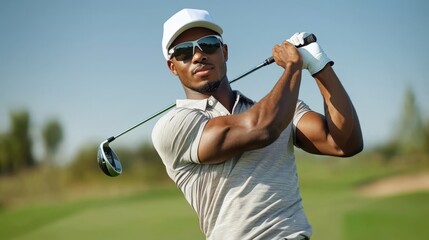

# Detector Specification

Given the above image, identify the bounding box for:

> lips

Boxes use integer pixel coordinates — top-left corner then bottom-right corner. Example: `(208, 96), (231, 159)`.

(192, 64), (214, 75)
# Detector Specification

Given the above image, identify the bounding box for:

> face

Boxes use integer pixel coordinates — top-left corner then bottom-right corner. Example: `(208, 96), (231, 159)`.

(167, 28), (228, 96)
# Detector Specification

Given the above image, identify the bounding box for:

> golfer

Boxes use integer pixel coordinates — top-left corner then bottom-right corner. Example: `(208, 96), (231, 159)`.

(152, 8), (363, 240)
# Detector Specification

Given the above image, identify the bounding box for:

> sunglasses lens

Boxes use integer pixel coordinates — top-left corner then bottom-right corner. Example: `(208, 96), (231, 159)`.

(171, 43), (194, 61)
(171, 36), (222, 61)
(198, 36), (221, 54)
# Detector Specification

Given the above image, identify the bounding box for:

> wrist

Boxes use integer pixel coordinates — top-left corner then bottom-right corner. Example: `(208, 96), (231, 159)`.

(285, 59), (303, 72)
(309, 57), (334, 76)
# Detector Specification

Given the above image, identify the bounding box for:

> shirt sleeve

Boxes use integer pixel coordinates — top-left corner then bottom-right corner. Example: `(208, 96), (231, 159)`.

(152, 107), (208, 169)
(292, 100), (312, 145)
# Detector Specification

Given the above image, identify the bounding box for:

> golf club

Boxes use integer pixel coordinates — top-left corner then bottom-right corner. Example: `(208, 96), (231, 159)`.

(97, 34), (317, 177)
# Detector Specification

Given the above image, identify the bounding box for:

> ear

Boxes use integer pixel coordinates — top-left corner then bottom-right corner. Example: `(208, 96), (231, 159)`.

(222, 44), (228, 62)
(167, 60), (178, 76)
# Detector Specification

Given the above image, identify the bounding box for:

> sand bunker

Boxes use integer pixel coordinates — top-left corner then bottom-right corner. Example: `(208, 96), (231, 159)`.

(357, 172), (429, 197)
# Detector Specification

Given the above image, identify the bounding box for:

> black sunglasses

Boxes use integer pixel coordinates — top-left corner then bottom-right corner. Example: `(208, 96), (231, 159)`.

(168, 35), (223, 61)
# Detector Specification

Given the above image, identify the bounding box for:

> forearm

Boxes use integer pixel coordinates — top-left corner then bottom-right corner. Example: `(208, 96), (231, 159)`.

(253, 63), (302, 135)
(313, 65), (363, 155)
(226, 42), (304, 146)
(199, 63), (302, 164)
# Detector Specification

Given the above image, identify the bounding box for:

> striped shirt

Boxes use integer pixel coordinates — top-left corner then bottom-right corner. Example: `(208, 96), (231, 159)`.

(152, 91), (312, 240)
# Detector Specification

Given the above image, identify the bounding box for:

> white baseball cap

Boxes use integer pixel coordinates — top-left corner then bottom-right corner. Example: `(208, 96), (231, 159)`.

(162, 8), (223, 60)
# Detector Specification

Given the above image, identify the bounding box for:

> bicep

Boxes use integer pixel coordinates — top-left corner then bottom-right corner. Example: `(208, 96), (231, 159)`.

(198, 113), (272, 164)
(295, 111), (343, 156)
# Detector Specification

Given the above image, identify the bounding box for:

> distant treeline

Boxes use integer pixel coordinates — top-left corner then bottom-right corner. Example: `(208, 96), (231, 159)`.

(0, 111), (63, 174)
(1, 87), (428, 175)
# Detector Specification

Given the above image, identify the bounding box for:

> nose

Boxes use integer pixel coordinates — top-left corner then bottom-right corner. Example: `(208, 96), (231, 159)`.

(192, 46), (207, 62)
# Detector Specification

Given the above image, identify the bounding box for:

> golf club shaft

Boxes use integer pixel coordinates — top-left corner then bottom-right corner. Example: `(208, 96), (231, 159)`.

(109, 104), (175, 142)
(230, 33), (317, 84)
(107, 61), (269, 143)
(108, 66), (262, 142)
(108, 34), (317, 142)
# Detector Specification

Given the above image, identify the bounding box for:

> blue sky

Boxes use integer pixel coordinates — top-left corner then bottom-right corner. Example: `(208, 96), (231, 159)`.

(1, 0), (428, 163)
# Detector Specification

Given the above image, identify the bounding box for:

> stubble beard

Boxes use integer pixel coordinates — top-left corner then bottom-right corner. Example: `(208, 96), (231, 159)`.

(197, 78), (223, 93)
(188, 63), (228, 94)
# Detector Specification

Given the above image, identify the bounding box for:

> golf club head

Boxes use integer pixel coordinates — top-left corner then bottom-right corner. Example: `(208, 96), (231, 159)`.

(97, 140), (122, 177)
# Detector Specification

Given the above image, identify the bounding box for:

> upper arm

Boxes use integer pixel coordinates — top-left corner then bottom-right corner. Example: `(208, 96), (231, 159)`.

(152, 107), (275, 166)
(198, 112), (275, 164)
(295, 111), (344, 156)
(198, 99), (313, 164)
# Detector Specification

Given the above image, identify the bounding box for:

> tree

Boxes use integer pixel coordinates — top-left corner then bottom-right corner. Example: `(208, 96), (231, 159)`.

(0, 134), (11, 173)
(425, 119), (429, 154)
(392, 86), (426, 154)
(42, 119), (63, 164)
(136, 141), (162, 165)
(9, 110), (35, 172)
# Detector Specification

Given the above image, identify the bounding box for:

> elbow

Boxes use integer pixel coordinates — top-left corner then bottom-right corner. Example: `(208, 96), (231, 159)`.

(341, 144), (363, 157)
(256, 125), (284, 147)
(339, 137), (364, 158)
(244, 112), (290, 148)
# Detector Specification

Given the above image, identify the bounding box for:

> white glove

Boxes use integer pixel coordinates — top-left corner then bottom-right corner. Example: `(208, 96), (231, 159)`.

(288, 32), (334, 75)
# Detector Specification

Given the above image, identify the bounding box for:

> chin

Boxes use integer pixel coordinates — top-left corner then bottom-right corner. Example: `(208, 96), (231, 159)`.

(198, 78), (222, 93)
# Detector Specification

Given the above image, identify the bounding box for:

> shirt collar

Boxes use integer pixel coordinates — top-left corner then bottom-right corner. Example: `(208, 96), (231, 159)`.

(176, 91), (254, 111)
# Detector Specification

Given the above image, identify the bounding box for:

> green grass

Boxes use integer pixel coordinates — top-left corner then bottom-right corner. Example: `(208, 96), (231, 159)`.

(0, 188), (204, 240)
(1, 154), (428, 240)
(343, 192), (429, 240)
(295, 153), (429, 240)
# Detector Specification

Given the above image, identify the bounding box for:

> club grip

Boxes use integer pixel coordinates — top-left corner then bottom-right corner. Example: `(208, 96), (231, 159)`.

(264, 33), (317, 65)
(300, 33), (317, 47)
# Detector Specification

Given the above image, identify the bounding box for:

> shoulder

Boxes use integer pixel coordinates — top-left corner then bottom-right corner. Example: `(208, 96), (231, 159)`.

(293, 100), (312, 125)
(153, 107), (208, 131)
(151, 107), (209, 165)
(152, 107), (209, 146)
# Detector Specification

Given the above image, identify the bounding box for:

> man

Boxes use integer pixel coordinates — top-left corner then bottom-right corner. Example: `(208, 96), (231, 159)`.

(152, 8), (363, 240)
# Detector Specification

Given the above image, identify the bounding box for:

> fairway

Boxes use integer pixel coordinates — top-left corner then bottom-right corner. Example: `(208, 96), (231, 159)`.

(344, 192), (429, 240)
(1, 156), (429, 240)
(1, 188), (204, 240)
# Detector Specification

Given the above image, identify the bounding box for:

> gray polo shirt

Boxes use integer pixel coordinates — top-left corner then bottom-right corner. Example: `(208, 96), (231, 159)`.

(152, 91), (312, 240)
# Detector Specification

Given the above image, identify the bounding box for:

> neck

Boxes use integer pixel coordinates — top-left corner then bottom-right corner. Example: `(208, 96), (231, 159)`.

(184, 77), (235, 112)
